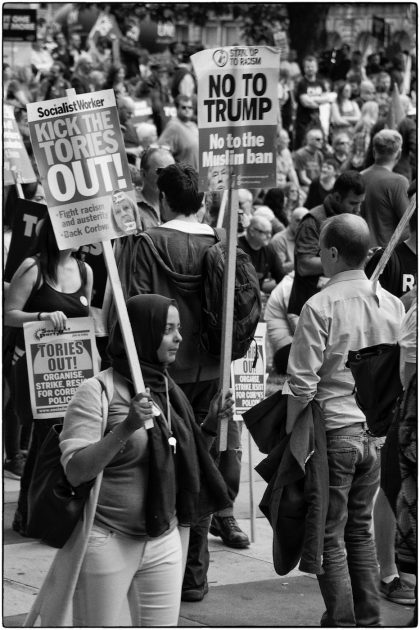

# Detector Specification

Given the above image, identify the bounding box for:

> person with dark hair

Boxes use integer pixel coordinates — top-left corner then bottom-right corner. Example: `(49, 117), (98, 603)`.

(127, 162), (250, 603)
(284, 213), (405, 626)
(5, 215), (93, 537)
(158, 94), (199, 169)
(330, 80), (361, 134)
(305, 158), (338, 209)
(119, 22), (142, 80)
(361, 129), (409, 247)
(264, 187), (289, 227)
(37, 61), (71, 101)
(51, 31), (72, 76)
(294, 54), (333, 149)
(288, 170), (365, 316)
(25, 294), (232, 626)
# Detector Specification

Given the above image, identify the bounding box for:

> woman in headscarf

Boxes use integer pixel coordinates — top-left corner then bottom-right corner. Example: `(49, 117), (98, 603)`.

(29, 294), (232, 627)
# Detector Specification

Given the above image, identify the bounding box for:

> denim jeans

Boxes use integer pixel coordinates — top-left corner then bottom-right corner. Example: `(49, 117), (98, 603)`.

(317, 429), (382, 627)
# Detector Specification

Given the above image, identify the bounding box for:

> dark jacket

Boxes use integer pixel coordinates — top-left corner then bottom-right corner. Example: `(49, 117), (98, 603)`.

(247, 394), (329, 575)
(127, 227), (220, 384)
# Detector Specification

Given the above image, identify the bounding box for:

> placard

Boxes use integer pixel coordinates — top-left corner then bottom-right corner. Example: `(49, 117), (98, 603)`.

(4, 199), (47, 282)
(27, 89), (138, 250)
(191, 46), (280, 192)
(4, 105), (37, 186)
(24, 317), (97, 419)
(3, 8), (37, 42)
(232, 322), (267, 418)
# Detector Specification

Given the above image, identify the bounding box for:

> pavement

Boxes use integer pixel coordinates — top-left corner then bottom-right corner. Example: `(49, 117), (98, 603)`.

(2, 430), (415, 627)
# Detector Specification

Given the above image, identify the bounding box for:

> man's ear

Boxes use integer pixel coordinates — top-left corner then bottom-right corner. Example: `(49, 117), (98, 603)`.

(330, 246), (338, 260)
(331, 191), (341, 204)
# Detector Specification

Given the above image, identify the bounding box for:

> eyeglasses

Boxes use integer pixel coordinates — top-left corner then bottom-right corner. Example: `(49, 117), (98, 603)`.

(180, 105), (193, 111)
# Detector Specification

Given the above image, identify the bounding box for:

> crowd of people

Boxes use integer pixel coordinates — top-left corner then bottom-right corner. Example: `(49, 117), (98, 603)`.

(3, 12), (417, 628)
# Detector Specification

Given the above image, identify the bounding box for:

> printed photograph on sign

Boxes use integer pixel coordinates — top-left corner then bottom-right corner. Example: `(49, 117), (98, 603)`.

(26, 89), (139, 249)
(23, 317), (98, 419)
(191, 46), (280, 192)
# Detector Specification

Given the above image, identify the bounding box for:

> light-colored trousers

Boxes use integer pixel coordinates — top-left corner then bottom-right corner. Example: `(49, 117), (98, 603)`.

(73, 523), (190, 627)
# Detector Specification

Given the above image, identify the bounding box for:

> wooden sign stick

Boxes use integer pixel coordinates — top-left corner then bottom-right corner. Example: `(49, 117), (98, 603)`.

(216, 190), (229, 228)
(218, 186), (238, 451)
(370, 194), (416, 285)
(11, 167), (24, 199)
(102, 240), (147, 396)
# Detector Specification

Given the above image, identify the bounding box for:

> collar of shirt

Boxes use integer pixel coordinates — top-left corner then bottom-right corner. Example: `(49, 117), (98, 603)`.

(160, 219), (214, 235)
(325, 269), (381, 305)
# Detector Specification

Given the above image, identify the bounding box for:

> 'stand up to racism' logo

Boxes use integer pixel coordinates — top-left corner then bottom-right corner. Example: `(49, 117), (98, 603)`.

(213, 49), (228, 67)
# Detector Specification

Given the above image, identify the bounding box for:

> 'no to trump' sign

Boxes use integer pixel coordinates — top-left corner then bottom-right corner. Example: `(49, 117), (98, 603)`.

(191, 47), (280, 192)
(27, 90), (139, 250)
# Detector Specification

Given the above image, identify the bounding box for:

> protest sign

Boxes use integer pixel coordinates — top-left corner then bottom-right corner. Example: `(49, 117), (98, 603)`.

(232, 323), (267, 418)
(27, 89), (138, 250)
(4, 105), (37, 186)
(191, 46), (280, 192)
(24, 317), (97, 420)
(3, 8), (37, 42)
(131, 98), (154, 126)
(4, 199), (47, 282)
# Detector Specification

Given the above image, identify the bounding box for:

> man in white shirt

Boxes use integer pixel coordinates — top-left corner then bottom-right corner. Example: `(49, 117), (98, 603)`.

(284, 214), (404, 626)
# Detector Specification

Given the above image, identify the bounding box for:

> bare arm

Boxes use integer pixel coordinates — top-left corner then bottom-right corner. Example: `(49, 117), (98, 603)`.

(297, 254), (323, 276)
(65, 388), (154, 487)
(5, 258), (66, 330)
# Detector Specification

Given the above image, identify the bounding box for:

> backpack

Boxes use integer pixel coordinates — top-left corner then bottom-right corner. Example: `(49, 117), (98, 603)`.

(200, 229), (262, 361)
(346, 343), (403, 437)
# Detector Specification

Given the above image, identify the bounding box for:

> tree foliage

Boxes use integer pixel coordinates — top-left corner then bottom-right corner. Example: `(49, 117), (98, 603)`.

(109, 2), (331, 59)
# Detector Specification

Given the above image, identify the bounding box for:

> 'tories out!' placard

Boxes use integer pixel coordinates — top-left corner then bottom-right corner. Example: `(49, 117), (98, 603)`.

(27, 90), (139, 250)
(24, 317), (97, 419)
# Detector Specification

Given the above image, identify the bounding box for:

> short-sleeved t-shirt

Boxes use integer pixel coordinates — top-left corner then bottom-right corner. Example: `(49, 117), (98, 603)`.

(295, 77), (325, 130)
(287, 205), (327, 315)
(365, 241), (417, 298)
(293, 147), (323, 184)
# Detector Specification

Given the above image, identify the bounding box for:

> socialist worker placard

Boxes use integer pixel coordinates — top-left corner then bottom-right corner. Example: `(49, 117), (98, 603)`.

(27, 90), (139, 250)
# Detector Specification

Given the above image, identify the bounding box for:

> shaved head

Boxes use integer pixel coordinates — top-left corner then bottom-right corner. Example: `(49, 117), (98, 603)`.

(320, 214), (370, 267)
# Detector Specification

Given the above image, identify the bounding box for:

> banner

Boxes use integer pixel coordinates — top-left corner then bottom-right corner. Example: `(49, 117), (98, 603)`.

(191, 46), (280, 192)
(232, 323), (267, 418)
(4, 199), (47, 282)
(24, 317), (97, 419)
(3, 8), (37, 42)
(4, 105), (37, 186)
(27, 89), (138, 250)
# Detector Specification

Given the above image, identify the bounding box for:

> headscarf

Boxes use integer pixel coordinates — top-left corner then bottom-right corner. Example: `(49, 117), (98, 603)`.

(107, 293), (176, 392)
(106, 294), (232, 536)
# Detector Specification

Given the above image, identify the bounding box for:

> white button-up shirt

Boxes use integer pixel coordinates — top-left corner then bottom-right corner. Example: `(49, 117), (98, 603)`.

(284, 270), (405, 430)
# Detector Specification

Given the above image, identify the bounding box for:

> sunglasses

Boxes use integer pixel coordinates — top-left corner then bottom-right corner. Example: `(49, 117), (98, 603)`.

(180, 105), (193, 111)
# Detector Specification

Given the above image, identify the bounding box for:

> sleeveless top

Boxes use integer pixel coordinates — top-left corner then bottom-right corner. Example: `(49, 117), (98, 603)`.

(16, 257), (89, 350)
